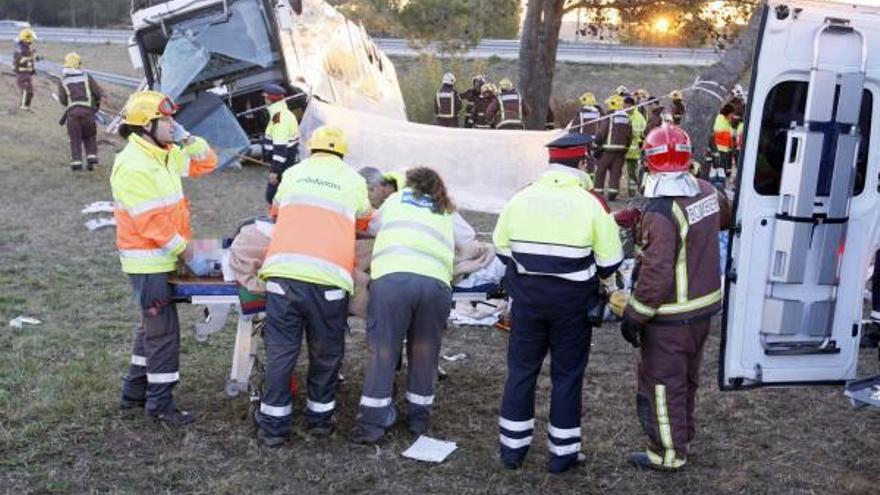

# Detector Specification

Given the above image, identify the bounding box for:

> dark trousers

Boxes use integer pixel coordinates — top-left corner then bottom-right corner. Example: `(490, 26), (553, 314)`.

(636, 318), (711, 467)
(67, 108), (98, 168)
(256, 278), (349, 438)
(16, 73), (33, 108)
(499, 302), (592, 472)
(595, 151), (626, 200)
(354, 273), (452, 441)
(121, 272), (182, 415)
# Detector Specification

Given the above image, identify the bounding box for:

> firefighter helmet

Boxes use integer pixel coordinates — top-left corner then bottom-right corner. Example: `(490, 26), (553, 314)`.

(615, 85), (629, 96)
(63, 52), (82, 69)
(442, 72), (455, 85)
(499, 78), (513, 91)
(472, 74), (486, 87)
(670, 90), (683, 100)
(480, 83), (493, 95)
(579, 92), (597, 107)
(18, 28), (36, 43)
(643, 124), (692, 174)
(308, 125), (348, 157)
(121, 90), (178, 127)
(605, 94), (625, 111)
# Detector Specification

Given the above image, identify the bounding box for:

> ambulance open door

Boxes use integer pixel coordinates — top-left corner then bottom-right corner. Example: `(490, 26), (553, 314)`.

(720, 2), (879, 389)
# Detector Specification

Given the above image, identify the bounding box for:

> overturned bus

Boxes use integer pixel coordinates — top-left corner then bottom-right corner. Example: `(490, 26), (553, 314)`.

(127, 0), (406, 167)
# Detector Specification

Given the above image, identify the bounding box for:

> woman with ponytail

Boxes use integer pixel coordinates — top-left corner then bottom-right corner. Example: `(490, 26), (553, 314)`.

(350, 167), (456, 445)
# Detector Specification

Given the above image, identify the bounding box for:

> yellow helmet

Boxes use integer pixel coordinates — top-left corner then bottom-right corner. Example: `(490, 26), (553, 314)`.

(121, 90), (178, 126)
(579, 92), (597, 107)
(605, 94), (625, 111)
(308, 125), (348, 157)
(63, 52), (82, 69)
(18, 28), (36, 43)
(480, 83), (493, 94)
(670, 90), (683, 100)
(499, 78), (513, 91)
(635, 88), (648, 98)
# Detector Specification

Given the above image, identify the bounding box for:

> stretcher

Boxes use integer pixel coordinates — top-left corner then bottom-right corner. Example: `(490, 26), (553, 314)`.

(170, 277), (264, 398)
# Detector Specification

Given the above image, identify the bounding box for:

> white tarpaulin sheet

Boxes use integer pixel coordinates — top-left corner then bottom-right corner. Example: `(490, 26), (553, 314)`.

(300, 100), (563, 213)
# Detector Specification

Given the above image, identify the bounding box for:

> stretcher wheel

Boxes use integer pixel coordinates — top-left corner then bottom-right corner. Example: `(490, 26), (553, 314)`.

(224, 379), (241, 398)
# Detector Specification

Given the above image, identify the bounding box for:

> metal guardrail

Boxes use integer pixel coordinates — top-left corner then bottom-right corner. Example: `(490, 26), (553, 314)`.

(1, 27), (720, 66)
(0, 54), (142, 88)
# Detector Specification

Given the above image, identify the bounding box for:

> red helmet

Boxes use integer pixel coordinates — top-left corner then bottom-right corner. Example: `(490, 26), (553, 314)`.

(643, 124), (692, 173)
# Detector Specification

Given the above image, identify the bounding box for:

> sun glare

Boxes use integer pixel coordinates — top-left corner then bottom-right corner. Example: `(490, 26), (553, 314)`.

(653, 17), (671, 34)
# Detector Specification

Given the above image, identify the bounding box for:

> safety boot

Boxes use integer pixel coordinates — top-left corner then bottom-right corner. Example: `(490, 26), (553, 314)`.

(148, 408), (195, 428)
(629, 451), (686, 472)
(257, 429), (286, 448)
(119, 396), (145, 410)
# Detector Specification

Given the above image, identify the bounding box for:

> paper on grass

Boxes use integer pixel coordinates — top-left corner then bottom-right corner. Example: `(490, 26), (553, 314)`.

(401, 435), (457, 463)
(81, 201), (115, 215)
(85, 217), (116, 231)
(9, 316), (41, 328)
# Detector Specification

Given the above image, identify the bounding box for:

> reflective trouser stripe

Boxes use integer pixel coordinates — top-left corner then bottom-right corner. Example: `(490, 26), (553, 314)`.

(499, 434), (532, 449)
(406, 392), (435, 406)
(547, 440), (581, 456)
(306, 399), (335, 413)
(147, 372), (179, 384)
(360, 396), (392, 408)
(499, 417), (535, 431)
(260, 402), (292, 417)
(547, 425), (581, 439)
(655, 384), (676, 467)
(131, 355), (147, 367)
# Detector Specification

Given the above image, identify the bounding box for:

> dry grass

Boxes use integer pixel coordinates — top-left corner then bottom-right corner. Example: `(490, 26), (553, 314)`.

(0, 43), (878, 495)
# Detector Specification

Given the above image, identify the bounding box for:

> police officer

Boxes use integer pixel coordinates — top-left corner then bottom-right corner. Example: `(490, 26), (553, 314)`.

(472, 83), (496, 129)
(58, 52), (103, 171)
(13, 28), (39, 112)
(625, 95), (647, 197)
(461, 75), (486, 128)
(594, 94), (633, 200)
(435, 72), (462, 127)
(256, 126), (372, 447)
(262, 83), (300, 204)
(620, 124), (730, 471)
(350, 167), (456, 444)
(111, 90), (219, 427)
(670, 90), (686, 125)
(486, 78), (531, 130)
(494, 133), (623, 473)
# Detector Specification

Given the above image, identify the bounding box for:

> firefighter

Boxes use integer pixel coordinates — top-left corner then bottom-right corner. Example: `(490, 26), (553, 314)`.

(350, 167), (456, 445)
(461, 75), (486, 128)
(472, 83), (496, 129)
(619, 124), (730, 471)
(495, 133), (623, 473)
(262, 83), (300, 205)
(575, 92), (603, 137)
(111, 90), (219, 427)
(644, 100), (665, 137)
(57, 52), (103, 171)
(13, 28), (39, 112)
(711, 104), (736, 177)
(625, 95), (647, 197)
(486, 78), (531, 130)
(727, 85), (747, 169)
(256, 126), (372, 447)
(594, 94), (632, 200)
(635, 88), (650, 118)
(435, 72), (462, 127)
(670, 90), (686, 125)
(616, 85), (630, 97)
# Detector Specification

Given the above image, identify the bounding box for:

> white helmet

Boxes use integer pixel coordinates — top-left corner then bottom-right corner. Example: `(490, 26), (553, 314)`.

(442, 72), (455, 85)
(732, 84), (744, 98)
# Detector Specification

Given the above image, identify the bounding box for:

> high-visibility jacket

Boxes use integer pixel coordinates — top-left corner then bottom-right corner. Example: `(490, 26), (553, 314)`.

(434, 84), (462, 119)
(713, 114), (733, 153)
(58, 68), (102, 110)
(627, 109), (647, 160)
(383, 171), (405, 191)
(597, 111), (633, 152)
(261, 152), (371, 293)
(625, 179), (731, 324)
(487, 90), (529, 129)
(493, 164), (623, 309)
(12, 42), (35, 74)
(735, 121), (745, 150)
(370, 188), (455, 286)
(263, 100), (299, 175)
(577, 105), (602, 136)
(111, 134), (218, 274)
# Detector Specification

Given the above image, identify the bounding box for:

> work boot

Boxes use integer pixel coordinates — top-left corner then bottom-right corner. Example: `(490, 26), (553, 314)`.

(148, 408), (195, 428)
(407, 415), (428, 436)
(119, 395), (145, 410)
(500, 457), (523, 471)
(349, 426), (385, 446)
(629, 451), (686, 472)
(306, 422), (335, 438)
(548, 452), (587, 474)
(70, 162), (83, 172)
(87, 162), (96, 171)
(257, 429), (286, 448)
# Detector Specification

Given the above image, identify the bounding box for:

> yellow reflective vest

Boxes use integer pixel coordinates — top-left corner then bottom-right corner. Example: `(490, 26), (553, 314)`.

(370, 188), (455, 286)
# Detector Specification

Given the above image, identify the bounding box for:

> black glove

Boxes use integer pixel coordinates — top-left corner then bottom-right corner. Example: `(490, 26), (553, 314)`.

(620, 316), (645, 348)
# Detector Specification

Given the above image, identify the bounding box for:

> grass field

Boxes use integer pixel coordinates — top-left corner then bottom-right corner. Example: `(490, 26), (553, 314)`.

(1, 43), (879, 494)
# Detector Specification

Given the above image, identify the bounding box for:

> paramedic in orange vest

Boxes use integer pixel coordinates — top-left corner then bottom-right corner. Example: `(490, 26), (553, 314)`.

(255, 125), (372, 447)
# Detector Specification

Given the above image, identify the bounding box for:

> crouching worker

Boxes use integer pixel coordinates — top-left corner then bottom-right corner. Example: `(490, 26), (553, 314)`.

(255, 126), (372, 447)
(349, 167), (456, 444)
(111, 90), (218, 427)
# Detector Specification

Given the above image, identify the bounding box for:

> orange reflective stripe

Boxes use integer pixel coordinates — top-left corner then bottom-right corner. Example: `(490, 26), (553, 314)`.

(183, 147), (218, 177)
(266, 204), (356, 272)
(114, 200), (190, 252)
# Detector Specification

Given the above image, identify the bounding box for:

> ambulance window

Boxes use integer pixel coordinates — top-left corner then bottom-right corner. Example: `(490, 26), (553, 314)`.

(754, 81), (872, 196)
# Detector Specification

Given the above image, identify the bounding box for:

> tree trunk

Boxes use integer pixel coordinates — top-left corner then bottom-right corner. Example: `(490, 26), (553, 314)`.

(518, 0), (564, 130)
(684, 2), (764, 159)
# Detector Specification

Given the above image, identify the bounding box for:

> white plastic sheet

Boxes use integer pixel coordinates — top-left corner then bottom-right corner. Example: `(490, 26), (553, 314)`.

(300, 100), (563, 213)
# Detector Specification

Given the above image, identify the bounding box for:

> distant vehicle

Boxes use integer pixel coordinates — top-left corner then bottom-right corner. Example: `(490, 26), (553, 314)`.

(0, 20), (31, 29)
